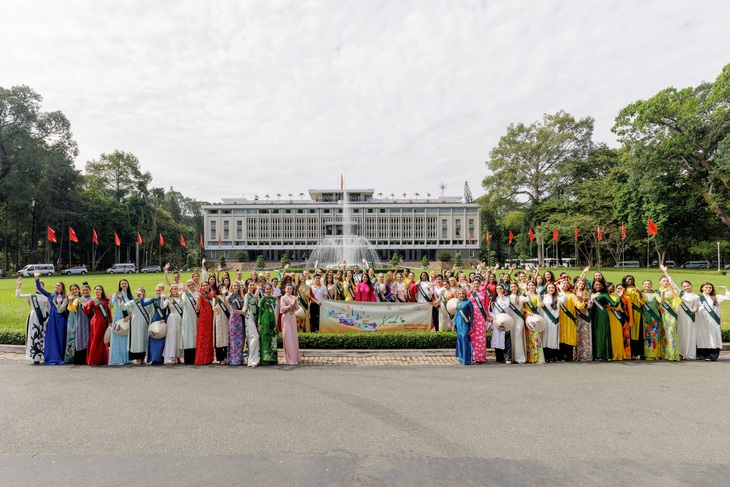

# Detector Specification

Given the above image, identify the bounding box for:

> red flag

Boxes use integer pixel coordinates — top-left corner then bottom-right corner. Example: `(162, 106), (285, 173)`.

(574, 227), (579, 242)
(621, 223), (627, 239)
(69, 227), (78, 243)
(552, 228), (558, 242)
(485, 231), (490, 244)
(92, 229), (98, 244)
(467, 232), (472, 244)
(47, 226), (57, 243)
(199, 234), (204, 246)
(340, 174), (344, 191)
(218, 234), (222, 246)
(508, 230), (514, 244)
(648, 219), (658, 236)
(180, 234), (186, 247)
(528, 229), (535, 242)
(114, 232), (121, 246)
(597, 225), (603, 241)
(137, 232), (142, 245)
(159, 233), (164, 246)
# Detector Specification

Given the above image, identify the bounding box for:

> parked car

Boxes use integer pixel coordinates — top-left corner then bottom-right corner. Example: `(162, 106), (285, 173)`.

(18, 264), (55, 277)
(650, 260), (677, 268)
(614, 261), (640, 268)
(106, 263), (136, 274)
(681, 260), (710, 269)
(139, 265), (162, 273)
(61, 265), (88, 275)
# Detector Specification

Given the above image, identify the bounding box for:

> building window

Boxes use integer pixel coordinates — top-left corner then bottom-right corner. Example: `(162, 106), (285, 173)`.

(455, 219), (461, 238)
(441, 219), (448, 239)
(223, 220), (230, 239)
(210, 220), (216, 239)
(237, 221), (243, 239)
(468, 219), (475, 241)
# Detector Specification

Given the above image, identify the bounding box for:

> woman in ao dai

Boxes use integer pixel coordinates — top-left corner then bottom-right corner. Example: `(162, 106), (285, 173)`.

(507, 282), (529, 364)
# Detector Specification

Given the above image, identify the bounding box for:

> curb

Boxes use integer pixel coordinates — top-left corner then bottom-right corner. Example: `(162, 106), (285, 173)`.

(3, 343), (730, 355)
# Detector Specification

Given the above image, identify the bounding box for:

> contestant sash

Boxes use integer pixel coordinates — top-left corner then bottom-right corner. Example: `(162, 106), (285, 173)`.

(417, 284), (431, 302)
(660, 300), (678, 320)
(471, 290), (487, 320)
(508, 300), (524, 322)
(680, 302), (695, 321)
(610, 307), (627, 325)
(642, 302), (662, 324)
(134, 299), (150, 323)
(543, 304), (559, 325)
(185, 291), (200, 317)
(93, 299), (110, 324)
(217, 297), (230, 320)
(700, 296), (721, 326)
(31, 294), (48, 324)
(171, 298), (184, 317)
(559, 303), (576, 324)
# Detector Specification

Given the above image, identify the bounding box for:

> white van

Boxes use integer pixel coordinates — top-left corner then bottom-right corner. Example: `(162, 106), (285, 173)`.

(614, 261), (640, 268)
(106, 263), (136, 274)
(18, 264), (55, 277)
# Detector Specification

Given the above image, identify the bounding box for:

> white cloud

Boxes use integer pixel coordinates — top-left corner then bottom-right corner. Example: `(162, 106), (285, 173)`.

(1, 0), (728, 202)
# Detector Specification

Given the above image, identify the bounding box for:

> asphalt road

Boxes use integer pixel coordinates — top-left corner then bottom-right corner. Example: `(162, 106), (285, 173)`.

(1, 359), (729, 486)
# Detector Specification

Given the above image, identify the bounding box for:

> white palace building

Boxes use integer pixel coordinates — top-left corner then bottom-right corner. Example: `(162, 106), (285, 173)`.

(202, 188), (481, 263)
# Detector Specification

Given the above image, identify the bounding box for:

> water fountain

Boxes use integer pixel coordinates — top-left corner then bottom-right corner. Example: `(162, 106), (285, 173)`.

(305, 188), (383, 269)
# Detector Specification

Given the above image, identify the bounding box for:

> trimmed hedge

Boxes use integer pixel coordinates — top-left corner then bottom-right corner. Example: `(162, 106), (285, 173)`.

(0, 331), (24, 345)
(292, 332), (456, 349)
(2, 329), (730, 347)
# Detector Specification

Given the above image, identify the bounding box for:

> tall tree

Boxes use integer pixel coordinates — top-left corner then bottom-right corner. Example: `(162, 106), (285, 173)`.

(613, 62), (730, 228)
(85, 150), (152, 201)
(0, 85), (77, 185)
(482, 110), (594, 208)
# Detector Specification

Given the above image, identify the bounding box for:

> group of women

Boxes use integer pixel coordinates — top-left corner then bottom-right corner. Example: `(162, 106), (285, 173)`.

(15, 259), (728, 367)
(442, 263), (728, 365)
(15, 260), (301, 367)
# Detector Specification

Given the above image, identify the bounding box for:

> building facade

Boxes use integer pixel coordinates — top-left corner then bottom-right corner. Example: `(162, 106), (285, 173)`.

(202, 189), (481, 263)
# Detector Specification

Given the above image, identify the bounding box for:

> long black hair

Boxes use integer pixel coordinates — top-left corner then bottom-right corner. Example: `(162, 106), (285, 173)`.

(118, 279), (133, 301)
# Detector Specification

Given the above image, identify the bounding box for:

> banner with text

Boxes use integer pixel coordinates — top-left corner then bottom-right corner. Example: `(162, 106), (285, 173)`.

(319, 299), (433, 333)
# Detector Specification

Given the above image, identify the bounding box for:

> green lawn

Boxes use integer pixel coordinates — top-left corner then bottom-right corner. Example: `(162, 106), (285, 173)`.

(2, 267), (730, 335)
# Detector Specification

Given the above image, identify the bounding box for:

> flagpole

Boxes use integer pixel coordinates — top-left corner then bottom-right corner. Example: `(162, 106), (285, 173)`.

(68, 231), (71, 268)
(647, 234), (650, 268)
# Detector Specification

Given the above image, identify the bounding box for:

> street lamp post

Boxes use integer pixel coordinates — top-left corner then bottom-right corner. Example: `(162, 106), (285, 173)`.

(717, 242), (721, 272)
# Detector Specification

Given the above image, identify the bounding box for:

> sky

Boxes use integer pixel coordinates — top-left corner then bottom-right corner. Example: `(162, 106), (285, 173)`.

(1, 0), (729, 203)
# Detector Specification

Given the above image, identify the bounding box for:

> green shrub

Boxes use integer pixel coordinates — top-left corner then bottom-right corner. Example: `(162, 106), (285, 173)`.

(724, 328), (730, 342)
(421, 256), (429, 267)
(287, 332), (456, 349)
(437, 250), (451, 263)
(256, 255), (265, 269)
(0, 331), (24, 345)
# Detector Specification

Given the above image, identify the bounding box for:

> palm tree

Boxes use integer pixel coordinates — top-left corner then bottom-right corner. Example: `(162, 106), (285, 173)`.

(254, 194), (259, 201)
(378, 192), (383, 200)
(414, 192), (420, 199)
(299, 192), (304, 200)
(264, 194), (270, 201)
(277, 193), (281, 200)
(402, 192), (407, 199)
(288, 193), (293, 201)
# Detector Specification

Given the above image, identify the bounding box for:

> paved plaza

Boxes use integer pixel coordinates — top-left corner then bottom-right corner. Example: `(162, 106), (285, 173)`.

(1, 350), (729, 486)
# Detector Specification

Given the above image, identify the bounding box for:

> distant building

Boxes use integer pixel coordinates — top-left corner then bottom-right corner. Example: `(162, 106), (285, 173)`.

(202, 189), (481, 262)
